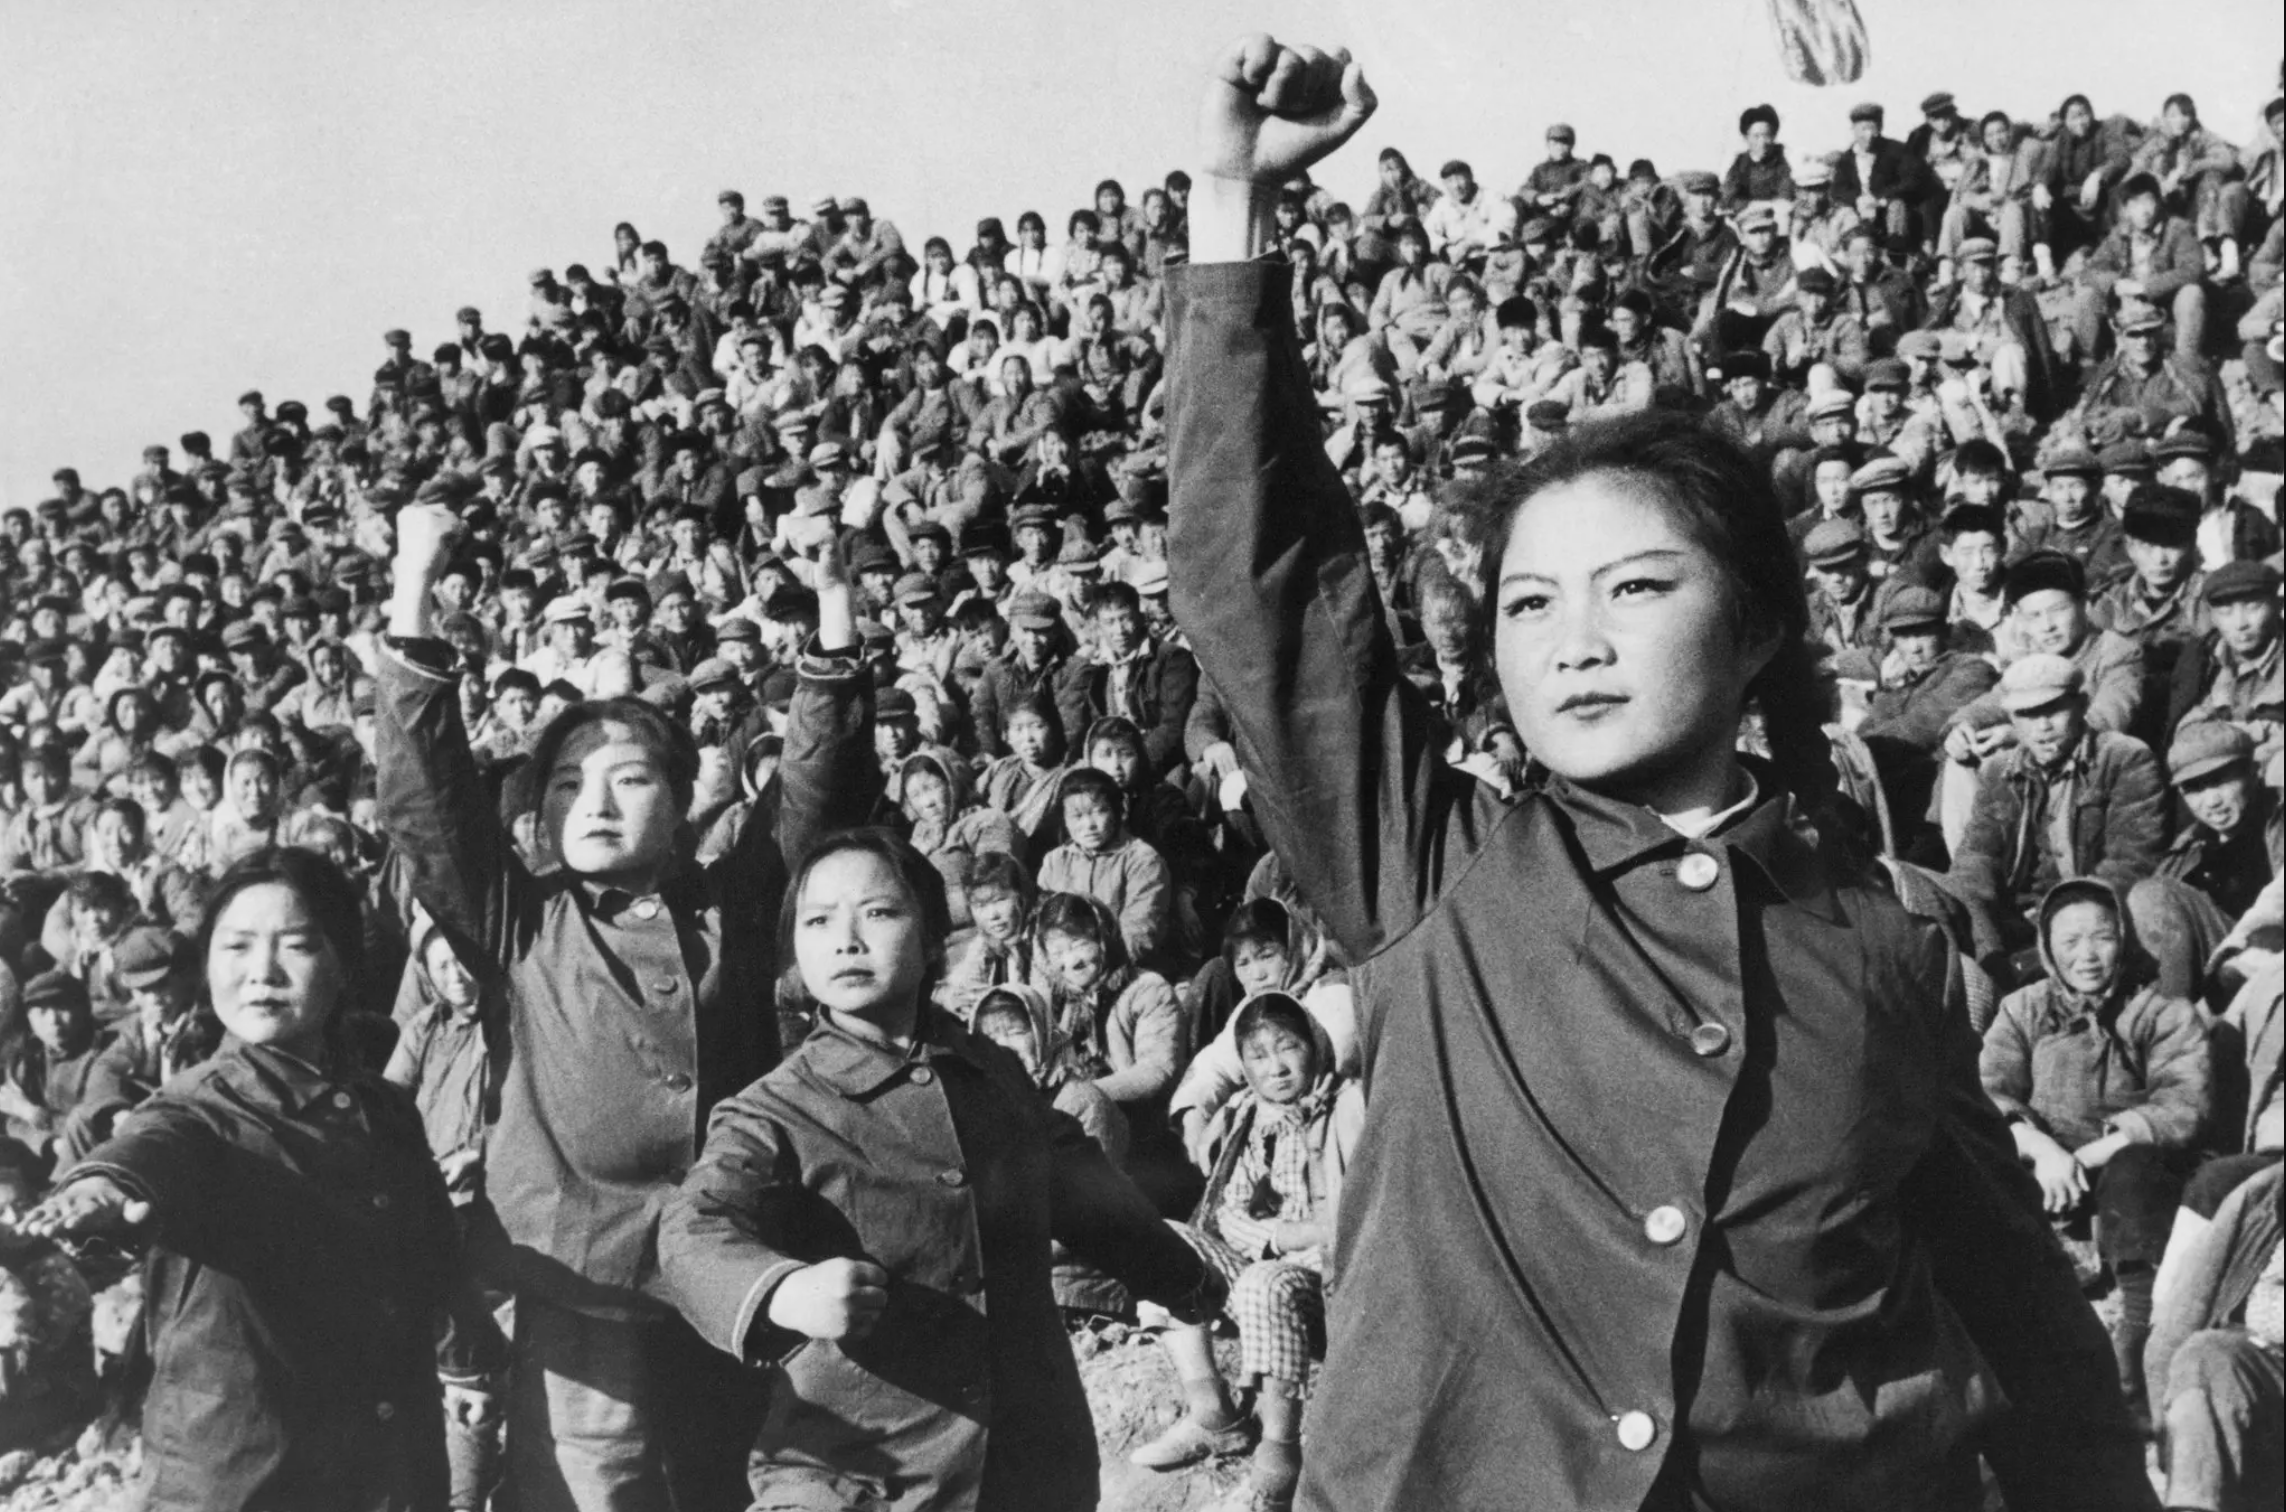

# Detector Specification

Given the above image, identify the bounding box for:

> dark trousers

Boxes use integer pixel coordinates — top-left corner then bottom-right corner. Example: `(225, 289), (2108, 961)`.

(2097, 1143), (2193, 1265)
(509, 1296), (769, 1512)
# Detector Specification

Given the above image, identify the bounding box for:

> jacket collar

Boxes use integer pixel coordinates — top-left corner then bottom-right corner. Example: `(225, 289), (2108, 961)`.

(214, 1036), (353, 1116)
(802, 1005), (992, 1099)
(1541, 765), (1842, 921)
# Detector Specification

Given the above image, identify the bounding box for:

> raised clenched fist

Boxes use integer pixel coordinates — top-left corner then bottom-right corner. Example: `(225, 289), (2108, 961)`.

(1196, 35), (1375, 189)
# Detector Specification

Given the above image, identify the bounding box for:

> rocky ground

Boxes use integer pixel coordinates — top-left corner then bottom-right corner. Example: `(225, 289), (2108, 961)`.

(0, 1303), (1251, 1512)
(0, 1293), (2156, 1511)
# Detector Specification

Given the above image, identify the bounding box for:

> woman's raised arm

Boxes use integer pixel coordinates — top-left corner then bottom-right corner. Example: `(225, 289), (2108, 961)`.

(1167, 37), (1490, 962)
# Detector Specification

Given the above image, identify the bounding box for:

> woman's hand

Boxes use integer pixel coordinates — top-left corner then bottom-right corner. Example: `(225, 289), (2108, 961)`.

(388, 502), (465, 639)
(2028, 1144), (2089, 1214)
(443, 1381), (501, 1434)
(1191, 37), (1376, 265)
(1197, 36), (1375, 188)
(2071, 1131), (2130, 1172)
(767, 1257), (889, 1342)
(15, 1175), (152, 1241)
(814, 531), (857, 654)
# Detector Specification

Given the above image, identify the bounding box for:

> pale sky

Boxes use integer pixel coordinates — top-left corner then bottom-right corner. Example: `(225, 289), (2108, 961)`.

(3, 0), (2277, 510)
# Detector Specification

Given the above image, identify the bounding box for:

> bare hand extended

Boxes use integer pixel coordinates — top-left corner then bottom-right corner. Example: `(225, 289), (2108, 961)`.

(1196, 35), (1376, 188)
(767, 1256), (890, 1342)
(14, 1175), (153, 1242)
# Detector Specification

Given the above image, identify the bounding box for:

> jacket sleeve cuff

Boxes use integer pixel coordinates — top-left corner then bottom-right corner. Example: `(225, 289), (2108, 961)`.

(379, 635), (460, 679)
(794, 637), (868, 684)
(2105, 1109), (2157, 1146)
(735, 1260), (815, 1363)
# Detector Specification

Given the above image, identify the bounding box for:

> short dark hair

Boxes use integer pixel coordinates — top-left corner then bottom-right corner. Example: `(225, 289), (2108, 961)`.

(197, 847), (369, 998)
(526, 696), (701, 815)
(1057, 766), (1124, 820)
(778, 828), (953, 996)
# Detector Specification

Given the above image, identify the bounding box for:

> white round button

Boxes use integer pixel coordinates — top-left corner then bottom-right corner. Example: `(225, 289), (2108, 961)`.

(1615, 1410), (1657, 1451)
(1676, 853), (1720, 891)
(1644, 1206), (1688, 1246)
(331, 1092), (353, 1110)
(633, 899), (661, 920)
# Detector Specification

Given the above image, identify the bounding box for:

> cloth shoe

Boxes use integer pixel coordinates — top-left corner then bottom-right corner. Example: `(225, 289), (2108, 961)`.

(1129, 1410), (1252, 1470)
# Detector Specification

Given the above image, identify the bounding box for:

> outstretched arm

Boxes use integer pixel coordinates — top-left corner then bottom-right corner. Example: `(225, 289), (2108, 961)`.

(1169, 37), (1486, 963)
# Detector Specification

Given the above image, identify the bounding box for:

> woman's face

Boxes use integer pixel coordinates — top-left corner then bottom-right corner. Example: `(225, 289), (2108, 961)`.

(1492, 475), (1770, 807)
(542, 720), (679, 885)
(794, 849), (930, 1023)
(1007, 708), (1053, 765)
(2047, 899), (2121, 996)
(231, 758), (279, 819)
(1240, 1024), (1316, 1105)
(904, 768), (951, 828)
(1745, 121), (1775, 154)
(424, 933), (480, 1010)
(1231, 938), (1291, 997)
(971, 888), (1024, 944)
(207, 881), (342, 1060)
(1088, 738), (1143, 791)
(1044, 929), (1105, 993)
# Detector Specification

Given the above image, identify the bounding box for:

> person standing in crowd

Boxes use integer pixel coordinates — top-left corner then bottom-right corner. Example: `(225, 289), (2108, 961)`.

(1164, 37), (2152, 1510)
(17, 849), (504, 1512)
(659, 829), (1224, 1512)
(377, 505), (878, 1511)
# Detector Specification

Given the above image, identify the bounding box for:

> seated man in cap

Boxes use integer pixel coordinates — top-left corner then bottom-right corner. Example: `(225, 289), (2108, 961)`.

(1852, 454), (1943, 587)
(519, 595), (601, 696)
(52, 926), (203, 1165)
(0, 972), (112, 1162)
(1786, 154), (1862, 273)
(1761, 265), (1869, 391)
(1907, 92), (1976, 227)
(1067, 582), (1197, 784)
(2170, 560), (2285, 768)
(1948, 653), (2167, 962)
(1831, 102), (1929, 247)
(1695, 202), (1798, 358)
(1423, 160), (1499, 265)
(2128, 724), (2278, 1000)
(1834, 226), (1928, 358)
(1941, 550), (2149, 842)
(1803, 519), (1887, 664)
(1924, 234), (2058, 416)
(1517, 123), (1589, 227)
(2073, 172), (2214, 368)
(1857, 585), (2003, 848)
(1940, 110), (2041, 277)
(2016, 443), (2128, 578)
(2091, 483), (2211, 745)
(1639, 169), (1737, 326)
(2154, 426), (2285, 568)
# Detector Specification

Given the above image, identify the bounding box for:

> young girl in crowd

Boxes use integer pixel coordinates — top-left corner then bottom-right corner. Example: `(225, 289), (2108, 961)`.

(658, 829), (1221, 1512)
(18, 848), (501, 1511)
(1036, 767), (1173, 968)
(1164, 36), (2150, 1509)
(377, 504), (879, 1510)
(1171, 897), (1358, 1164)
(978, 693), (1071, 842)
(937, 850), (1036, 1022)
(896, 747), (1022, 926)
(1981, 878), (2215, 1423)
(1132, 992), (1363, 1510)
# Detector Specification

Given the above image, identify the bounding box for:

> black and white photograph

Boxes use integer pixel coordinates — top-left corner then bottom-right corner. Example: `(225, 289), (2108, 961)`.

(0, 1), (2281, 1508)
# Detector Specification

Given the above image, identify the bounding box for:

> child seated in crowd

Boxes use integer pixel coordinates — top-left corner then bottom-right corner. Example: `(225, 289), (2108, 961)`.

(1037, 767), (1173, 969)
(1981, 878), (2215, 1424)
(1132, 992), (1363, 1510)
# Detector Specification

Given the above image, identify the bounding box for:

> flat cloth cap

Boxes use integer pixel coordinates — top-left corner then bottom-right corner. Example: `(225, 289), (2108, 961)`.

(2169, 723), (2255, 785)
(2003, 549), (2087, 607)
(2205, 558), (2283, 605)
(1999, 653), (2083, 712)
(1880, 585), (1947, 631)
(1803, 518), (1868, 565)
